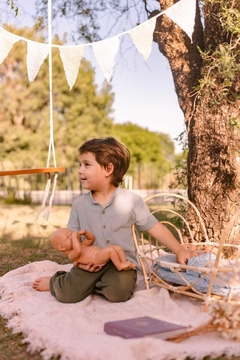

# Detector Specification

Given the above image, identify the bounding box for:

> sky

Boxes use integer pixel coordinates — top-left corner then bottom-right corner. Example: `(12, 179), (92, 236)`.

(0, 0), (185, 153)
(111, 43), (185, 153)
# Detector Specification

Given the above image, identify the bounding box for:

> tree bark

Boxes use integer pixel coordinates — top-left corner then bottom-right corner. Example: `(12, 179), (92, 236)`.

(151, 0), (240, 244)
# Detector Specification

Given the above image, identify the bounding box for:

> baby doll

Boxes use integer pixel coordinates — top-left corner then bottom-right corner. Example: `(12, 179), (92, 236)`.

(51, 228), (136, 271)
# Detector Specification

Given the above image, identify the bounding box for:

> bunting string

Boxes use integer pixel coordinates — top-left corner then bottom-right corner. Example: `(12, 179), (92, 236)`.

(0, 0), (196, 220)
(0, 0), (196, 90)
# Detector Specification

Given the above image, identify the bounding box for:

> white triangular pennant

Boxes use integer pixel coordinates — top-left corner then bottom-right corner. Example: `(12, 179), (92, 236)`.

(59, 45), (86, 90)
(26, 40), (49, 82)
(164, 0), (196, 41)
(92, 36), (120, 83)
(0, 27), (20, 64)
(128, 17), (156, 61)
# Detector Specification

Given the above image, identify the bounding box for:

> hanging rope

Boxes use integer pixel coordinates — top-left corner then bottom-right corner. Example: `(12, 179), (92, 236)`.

(36, 0), (59, 221)
(46, 0), (56, 170)
(43, 173), (59, 220)
(35, 176), (51, 220)
(0, 0), (65, 220)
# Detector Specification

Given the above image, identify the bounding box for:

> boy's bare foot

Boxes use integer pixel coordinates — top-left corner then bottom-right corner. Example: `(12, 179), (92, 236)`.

(32, 276), (51, 291)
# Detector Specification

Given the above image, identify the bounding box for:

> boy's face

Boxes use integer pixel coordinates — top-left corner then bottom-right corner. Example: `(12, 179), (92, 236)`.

(78, 152), (112, 190)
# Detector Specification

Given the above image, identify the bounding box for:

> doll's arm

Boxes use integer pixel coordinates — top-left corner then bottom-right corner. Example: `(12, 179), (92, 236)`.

(78, 229), (95, 247)
(68, 232), (82, 262)
(72, 230), (99, 270)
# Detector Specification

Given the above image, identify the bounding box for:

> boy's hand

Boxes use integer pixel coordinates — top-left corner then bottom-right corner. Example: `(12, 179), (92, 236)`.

(74, 262), (102, 272)
(176, 246), (199, 265)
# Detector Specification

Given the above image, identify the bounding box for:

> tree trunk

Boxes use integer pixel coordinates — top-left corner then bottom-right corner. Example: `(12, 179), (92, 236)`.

(152, 0), (240, 244)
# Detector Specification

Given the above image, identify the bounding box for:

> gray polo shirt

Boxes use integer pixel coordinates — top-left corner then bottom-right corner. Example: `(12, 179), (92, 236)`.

(67, 187), (158, 268)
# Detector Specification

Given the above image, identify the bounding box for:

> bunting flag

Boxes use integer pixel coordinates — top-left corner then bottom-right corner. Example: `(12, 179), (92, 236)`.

(0, 27), (20, 64)
(59, 45), (86, 90)
(0, 0), (196, 88)
(164, 0), (197, 42)
(27, 40), (49, 82)
(128, 17), (156, 61)
(92, 36), (120, 83)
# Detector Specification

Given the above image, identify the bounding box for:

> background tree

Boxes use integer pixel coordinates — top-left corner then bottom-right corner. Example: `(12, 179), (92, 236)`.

(111, 122), (175, 189)
(27, 0), (240, 244)
(0, 23), (116, 190)
(152, 0), (240, 244)
(0, 22), (177, 193)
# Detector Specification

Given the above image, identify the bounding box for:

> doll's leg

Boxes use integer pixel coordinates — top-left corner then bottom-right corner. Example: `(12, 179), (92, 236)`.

(112, 245), (127, 262)
(113, 246), (136, 269)
(93, 247), (136, 270)
(95, 263), (137, 302)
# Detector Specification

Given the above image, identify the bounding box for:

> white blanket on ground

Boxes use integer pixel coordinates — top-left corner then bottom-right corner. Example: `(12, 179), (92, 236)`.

(0, 260), (239, 360)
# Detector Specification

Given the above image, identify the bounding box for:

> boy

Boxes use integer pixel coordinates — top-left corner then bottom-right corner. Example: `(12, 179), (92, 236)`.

(33, 137), (195, 303)
(50, 227), (136, 270)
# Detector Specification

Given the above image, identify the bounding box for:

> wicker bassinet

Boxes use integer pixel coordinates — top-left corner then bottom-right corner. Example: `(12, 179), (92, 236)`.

(133, 193), (240, 310)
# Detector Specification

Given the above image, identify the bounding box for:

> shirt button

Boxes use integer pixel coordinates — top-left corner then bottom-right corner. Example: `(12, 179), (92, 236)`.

(102, 210), (105, 214)
(106, 240), (110, 244)
(103, 225), (106, 229)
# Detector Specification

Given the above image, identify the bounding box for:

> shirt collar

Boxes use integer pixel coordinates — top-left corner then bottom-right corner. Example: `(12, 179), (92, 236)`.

(89, 187), (120, 208)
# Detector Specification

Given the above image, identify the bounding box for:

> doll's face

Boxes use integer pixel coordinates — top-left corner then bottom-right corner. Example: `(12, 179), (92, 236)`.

(51, 228), (72, 252)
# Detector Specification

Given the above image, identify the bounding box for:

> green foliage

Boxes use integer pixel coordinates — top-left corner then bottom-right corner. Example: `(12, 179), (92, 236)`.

(229, 116), (240, 131)
(111, 122), (176, 188)
(0, 23), (115, 188)
(0, 191), (31, 205)
(207, 0), (240, 38)
(0, 24), (178, 193)
(220, 5), (240, 36)
(169, 150), (188, 190)
(193, 2), (240, 106)
(194, 43), (240, 105)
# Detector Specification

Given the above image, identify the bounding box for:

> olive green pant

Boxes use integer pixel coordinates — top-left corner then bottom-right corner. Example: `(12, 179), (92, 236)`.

(49, 261), (137, 303)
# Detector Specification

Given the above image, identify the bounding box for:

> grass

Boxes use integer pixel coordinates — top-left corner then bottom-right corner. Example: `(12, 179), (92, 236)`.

(0, 236), (69, 277)
(0, 235), (69, 359)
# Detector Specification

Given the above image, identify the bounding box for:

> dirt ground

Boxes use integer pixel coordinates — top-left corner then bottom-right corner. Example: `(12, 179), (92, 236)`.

(0, 204), (72, 240)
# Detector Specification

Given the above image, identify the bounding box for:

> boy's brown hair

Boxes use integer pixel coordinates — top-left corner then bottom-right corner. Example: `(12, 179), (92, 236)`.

(79, 137), (130, 187)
